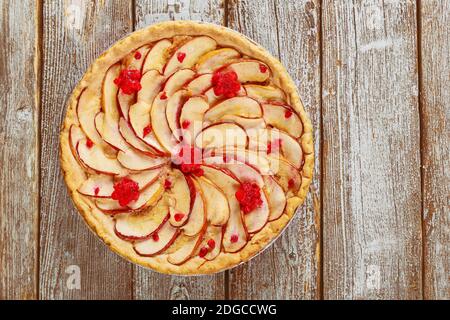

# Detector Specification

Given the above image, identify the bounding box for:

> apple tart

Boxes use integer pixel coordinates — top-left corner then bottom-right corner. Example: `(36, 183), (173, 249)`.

(60, 21), (313, 274)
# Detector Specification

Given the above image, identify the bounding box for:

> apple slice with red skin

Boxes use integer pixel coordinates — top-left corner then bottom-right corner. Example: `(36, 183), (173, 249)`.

(134, 218), (180, 257)
(151, 92), (179, 153)
(219, 115), (266, 131)
(77, 88), (105, 147)
(162, 69), (196, 95)
(262, 103), (303, 138)
(77, 174), (114, 198)
(212, 148), (273, 176)
(202, 156), (264, 187)
(244, 84), (286, 103)
(196, 48), (241, 74)
(268, 156), (302, 194)
(142, 39), (172, 74)
(76, 139), (124, 175)
(179, 96), (209, 145)
(129, 70), (165, 152)
(195, 122), (248, 150)
(204, 85), (246, 105)
(165, 89), (189, 139)
(96, 180), (163, 214)
(167, 169), (195, 227)
(69, 125), (87, 161)
(197, 225), (223, 261)
(167, 230), (206, 265)
(203, 96), (262, 124)
(201, 165), (248, 253)
(114, 206), (169, 241)
(226, 60), (270, 83)
(117, 90), (135, 122)
(182, 181), (207, 236)
(195, 177), (230, 226)
(117, 147), (167, 171)
(100, 64), (130, 151)
(164, 36), (217, 76)
(118, 117), (158, 155)
(185, 73), (212, 95)
(243, 190), (270, 234)
(263, 176), (286, 221)
(128, 167), (164, 191)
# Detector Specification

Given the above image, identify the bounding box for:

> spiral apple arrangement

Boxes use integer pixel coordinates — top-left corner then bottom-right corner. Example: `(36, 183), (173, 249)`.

(68, 34), (305, 267)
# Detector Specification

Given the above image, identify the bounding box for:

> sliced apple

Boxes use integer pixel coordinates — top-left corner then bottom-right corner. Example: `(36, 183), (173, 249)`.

(77, 174), (114, 198)
(118, 117), (157, 155)
(164, 36), (217, 76)
(134, 219), (180, 257)
(244, 84), (286, 103)
(96, 180), (163, 213)
(197, 225), (223, 260)
(179, 96), (209, 145)
(227, 60), (270, 83)
(167, 169), (194, 227)
(142, 39), (172, 73)
(219, 115), (266, 130)
(195, 122), (248, 150)
(122, 45), (151, 70)
(262, 103), (303, 138)
(182, 182), (206, 236)
(204, 85), (246, 105)
(185, 73), (212, 95)
(117, 90), (135, 121)
(163, 69), (196, 95)
(195, 177), (230, 226)
(165, 89), (188, 139)
(151, 92), (179, 153)
(268, 156), (301, 194)
(213, 148), (273, 176)
(167, 231), (205, 265)
(128, 71), (164, 147)
(69, 125), (86, 161)
(203, 97), (262, 124)
(243, 190), (270, 233)
(201, 166), (248, 253)
(276, 129), (303, 169)
(263, 176), (286, 221)
(128, 167), (164, 191)
(115, 206), (169, 241)
(77, 88), (104, 146)
(196, 48), (241, 74)
(100, 64), (129, 151)
(117, 147), (167, 171)
(203, 156), (264, 187)
(76, 139), (124, 175)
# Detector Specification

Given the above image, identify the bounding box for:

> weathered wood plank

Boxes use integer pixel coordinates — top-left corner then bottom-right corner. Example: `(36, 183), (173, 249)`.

(227, 0), (321, 299)
(322, 0), (422, 299)
(133, 0), (226, 300)
(420, 0), (450, 300)
(39, 0), (133, 299)
(0, 0), (40, 300)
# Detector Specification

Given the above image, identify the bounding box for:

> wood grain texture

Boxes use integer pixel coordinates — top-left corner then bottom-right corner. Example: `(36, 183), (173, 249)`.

(322, 0), (422, 299)
(133, 0), (226, 300)
(0, 0), (40, 300)
(227, 0), (321, 299)
(39, 0), (133, 299)
(420, 0), (450, 300)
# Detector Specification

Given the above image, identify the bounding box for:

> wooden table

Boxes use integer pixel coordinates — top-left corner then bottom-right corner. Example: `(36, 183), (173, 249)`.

(1, 0), (448, 300)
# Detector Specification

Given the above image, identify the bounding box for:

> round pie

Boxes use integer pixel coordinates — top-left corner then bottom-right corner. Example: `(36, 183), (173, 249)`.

(60, 21), (314, 275)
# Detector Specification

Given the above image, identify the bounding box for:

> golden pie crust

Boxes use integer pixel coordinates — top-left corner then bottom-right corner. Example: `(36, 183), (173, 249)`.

(60, 21), (314, 275)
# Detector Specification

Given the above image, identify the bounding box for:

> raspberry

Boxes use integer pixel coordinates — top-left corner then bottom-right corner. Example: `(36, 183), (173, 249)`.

(111, 178), (140, 207)
(235, 181), (263, 214)
(114, 69), (142, 95)
(174, 213), (185, 222)
(211, 70), (241, 98)
(177, 52), (186, 63)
